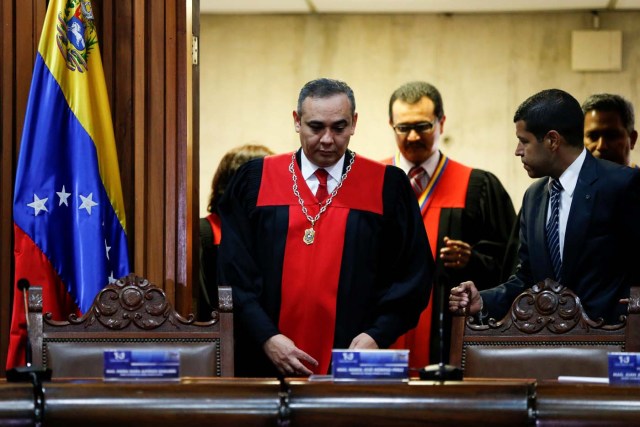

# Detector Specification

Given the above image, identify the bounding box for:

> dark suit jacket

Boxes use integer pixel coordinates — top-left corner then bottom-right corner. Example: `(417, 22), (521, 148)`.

(482, 152), (640, 323)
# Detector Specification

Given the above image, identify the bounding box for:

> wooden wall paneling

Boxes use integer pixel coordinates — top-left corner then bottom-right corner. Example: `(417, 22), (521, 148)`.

(174, 0), (197, 315)
(133, 0), (146, 283)
(0, 0), (47, 378)
(93, 0), (136, 281)
(136, 0), (192, 314)
(175, 0), (187, 316)
(164, 0), (178, 307)
(96, 0), (113, 101)
(0, 0), (16, 378)
(138, 0), (193, 312)
(1, 0), (196, 377)
(169, 0), (196, 315)
(131, 0), (193, 312)
(111, 0), (136, 261)
(147, 1), (168, 292)
(185, 0), (201, 316)
(15, 1), (43, 146)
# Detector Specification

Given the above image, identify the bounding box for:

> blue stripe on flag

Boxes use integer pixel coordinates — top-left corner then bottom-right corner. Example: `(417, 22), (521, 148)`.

(13, 54), (129, 313)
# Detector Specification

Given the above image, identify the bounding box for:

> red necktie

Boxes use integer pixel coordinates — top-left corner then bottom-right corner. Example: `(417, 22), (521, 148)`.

(408, 166), (427, 198)
(315, 169), (329, 203)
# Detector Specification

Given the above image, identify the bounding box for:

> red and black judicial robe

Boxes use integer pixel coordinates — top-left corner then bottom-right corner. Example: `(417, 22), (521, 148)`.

(219, 150), (433, 377)
(198, 213), (222, 320)
(204, 213), (222, 245)
(384, 153), (516, 369)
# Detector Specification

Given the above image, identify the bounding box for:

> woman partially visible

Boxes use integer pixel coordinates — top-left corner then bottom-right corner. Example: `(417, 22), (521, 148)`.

(197, 144), (275, 320)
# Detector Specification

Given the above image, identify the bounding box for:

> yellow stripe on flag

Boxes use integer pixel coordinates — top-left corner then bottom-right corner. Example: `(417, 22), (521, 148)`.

(38, 0), (127, 232)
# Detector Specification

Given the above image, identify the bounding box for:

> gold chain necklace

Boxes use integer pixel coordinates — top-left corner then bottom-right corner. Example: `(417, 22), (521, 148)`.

(289, 151), (356, 245)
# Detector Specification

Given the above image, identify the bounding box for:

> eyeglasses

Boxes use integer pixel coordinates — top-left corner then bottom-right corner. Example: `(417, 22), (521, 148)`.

(393, 121), (436, 135)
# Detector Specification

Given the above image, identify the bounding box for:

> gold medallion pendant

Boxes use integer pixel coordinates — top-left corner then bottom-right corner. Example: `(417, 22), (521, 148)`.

(289, 151), (356, 248)
(303, 227), (315, 245)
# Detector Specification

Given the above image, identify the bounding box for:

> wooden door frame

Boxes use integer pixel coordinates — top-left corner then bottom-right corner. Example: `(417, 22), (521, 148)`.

(0, 0), (199, 377)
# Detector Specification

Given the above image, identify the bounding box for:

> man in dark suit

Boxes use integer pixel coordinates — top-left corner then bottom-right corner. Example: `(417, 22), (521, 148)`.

(449, 89), (640, 324)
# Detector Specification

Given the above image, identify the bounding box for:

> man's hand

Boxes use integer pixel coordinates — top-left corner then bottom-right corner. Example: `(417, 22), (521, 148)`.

(348, 333), (379, 350)
(440, 236), (472, 269)
(263, 334), (318, 376)
(449, 281), (482, 315)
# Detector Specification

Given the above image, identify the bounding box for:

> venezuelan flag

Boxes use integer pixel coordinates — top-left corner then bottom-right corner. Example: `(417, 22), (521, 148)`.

(8, 0), (130, 369)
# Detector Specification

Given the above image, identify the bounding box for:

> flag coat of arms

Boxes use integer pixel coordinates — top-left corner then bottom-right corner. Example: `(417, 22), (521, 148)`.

(8, 0), (130, 369)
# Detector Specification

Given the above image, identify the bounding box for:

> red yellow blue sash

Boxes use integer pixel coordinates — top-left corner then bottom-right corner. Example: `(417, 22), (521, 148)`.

(392, 152), (449, 213)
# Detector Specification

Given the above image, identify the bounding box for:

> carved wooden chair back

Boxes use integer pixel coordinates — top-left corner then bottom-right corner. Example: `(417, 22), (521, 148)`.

(27, 273), (234, 378)
(449, 279), (640, 380)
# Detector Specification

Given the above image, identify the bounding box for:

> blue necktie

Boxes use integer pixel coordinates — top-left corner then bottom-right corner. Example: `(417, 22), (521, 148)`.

(546, 179), (563, 281)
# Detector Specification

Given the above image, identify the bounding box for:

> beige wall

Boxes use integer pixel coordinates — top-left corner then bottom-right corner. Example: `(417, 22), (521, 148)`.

(199, 11), (640, 215)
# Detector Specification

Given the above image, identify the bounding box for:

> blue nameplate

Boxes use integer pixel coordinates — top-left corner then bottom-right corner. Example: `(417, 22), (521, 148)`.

(332, 349), (409, 381)
(104, 350), (180, 381)
(608, 352), (640, 385)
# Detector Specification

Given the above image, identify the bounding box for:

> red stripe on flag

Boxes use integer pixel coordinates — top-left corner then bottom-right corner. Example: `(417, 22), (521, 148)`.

(7, 224), (80, 369)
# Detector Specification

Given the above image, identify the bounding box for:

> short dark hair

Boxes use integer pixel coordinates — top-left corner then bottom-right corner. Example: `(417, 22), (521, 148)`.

(388, 81), (444, 122)
(297, 78), (356, 116)
(582, 93), (635, 135)
(513, 89), (584, 148)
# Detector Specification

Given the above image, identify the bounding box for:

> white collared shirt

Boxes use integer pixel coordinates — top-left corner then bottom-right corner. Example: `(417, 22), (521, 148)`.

(300, 151), (345, 195)
(548, 148), (587, 258)
(396, 151), (440, 180)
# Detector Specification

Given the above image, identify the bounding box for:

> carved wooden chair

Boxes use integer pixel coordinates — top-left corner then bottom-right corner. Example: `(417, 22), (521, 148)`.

(449, 279), (640, 380)
(27, 273), (234, 378)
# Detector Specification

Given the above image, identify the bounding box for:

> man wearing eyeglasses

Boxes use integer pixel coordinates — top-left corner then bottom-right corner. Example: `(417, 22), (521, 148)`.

(383, 81), (517, 369)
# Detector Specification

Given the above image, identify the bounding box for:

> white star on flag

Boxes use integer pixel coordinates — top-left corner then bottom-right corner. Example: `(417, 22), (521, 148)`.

(27, 194), (48, 216)
(56, 185), (71, 206)
(108, 271), (117, 284)
(105, 239), (111, 260)
(78, 193), (98, 215)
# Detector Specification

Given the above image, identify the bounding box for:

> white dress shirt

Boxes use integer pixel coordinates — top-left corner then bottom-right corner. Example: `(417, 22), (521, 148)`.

(548, 148), (587, 259)
(300, 151), (345, 195)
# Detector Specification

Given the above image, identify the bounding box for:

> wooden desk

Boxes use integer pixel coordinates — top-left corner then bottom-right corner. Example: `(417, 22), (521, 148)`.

(0, 381), (34, 426)
(2, 378), (640, 426)
(536, 381), (640, 427)
(42, 379), (281, 427)
(287, 379), (533, 426)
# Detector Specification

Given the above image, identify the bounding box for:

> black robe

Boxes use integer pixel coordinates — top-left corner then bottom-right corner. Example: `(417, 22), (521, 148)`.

(429, 168), (517, 365)
(218, 150), (433, 377)
(384, 154), (517, 368)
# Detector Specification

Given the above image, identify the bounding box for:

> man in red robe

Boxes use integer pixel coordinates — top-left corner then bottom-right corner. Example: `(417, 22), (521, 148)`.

(219, 78), (433, 377)
(383, 81), (516, 370)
